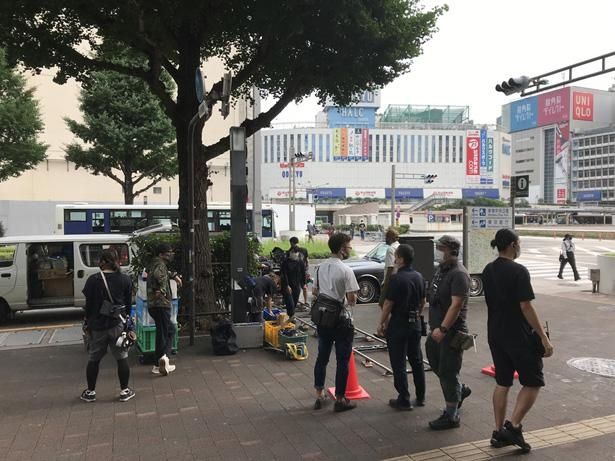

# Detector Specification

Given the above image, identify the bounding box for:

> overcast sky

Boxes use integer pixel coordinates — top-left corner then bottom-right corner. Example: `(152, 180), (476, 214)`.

(264, 0), (615, 126)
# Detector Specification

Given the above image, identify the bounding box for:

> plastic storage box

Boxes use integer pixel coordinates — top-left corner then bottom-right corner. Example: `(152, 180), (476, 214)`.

(232, 322), (264, 349)
(136, 323), (178, 354)
(264, 320), (296, 348)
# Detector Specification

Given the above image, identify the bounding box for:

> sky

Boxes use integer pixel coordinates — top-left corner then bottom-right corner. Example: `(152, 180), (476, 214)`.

(263, 0), (615, 126)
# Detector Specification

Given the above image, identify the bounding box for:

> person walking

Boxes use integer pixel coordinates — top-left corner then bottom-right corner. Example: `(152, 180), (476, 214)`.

(147, 243), (182, 376)
(280, 237), (308, 319)
(313, 232), (359, 412)
(377, 244), (426, 410)
(483, 229), (554, 452)
(80, 249), (135, 402)
(425, 235), (472, 430)
(307, 220), (316, 243)
(350, 222), (356, 240)
(358, 220), (366, 241)
(557, 234), (580, 281)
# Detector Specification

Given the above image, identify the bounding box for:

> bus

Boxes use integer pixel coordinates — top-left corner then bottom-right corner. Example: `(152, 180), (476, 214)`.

(55, 203), (275, 237)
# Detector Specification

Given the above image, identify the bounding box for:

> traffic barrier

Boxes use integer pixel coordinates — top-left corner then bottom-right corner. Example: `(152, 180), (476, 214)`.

(481, 364), (518, 379)
(328, 351), (371, 400)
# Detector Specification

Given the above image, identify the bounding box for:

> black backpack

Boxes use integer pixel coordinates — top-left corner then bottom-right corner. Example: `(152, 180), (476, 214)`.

(210, 319), (238, 356)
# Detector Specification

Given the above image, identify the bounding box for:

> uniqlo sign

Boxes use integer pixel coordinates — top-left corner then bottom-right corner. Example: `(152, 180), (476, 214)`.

(466, 130), (480, 176)
(573, 91), (594, 121)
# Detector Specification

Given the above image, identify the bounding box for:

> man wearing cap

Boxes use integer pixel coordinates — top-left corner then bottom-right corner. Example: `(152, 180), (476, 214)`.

(426, 235), (472, 430)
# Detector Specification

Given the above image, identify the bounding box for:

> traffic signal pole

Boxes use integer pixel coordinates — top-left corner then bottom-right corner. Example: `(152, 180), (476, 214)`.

(389, 167), (437, 227)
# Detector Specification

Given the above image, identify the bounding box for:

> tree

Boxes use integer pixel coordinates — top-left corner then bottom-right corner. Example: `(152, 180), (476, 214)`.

(0, 1), (446, 317)
(64, 46), (177, 204)
(0, 48), (47, 182)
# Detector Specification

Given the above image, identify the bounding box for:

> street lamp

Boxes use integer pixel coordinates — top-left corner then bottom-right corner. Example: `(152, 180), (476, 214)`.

(287, 149), (312, 231)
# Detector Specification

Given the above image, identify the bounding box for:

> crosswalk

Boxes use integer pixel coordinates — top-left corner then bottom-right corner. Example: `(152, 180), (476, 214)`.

(516, 258), (592, 281)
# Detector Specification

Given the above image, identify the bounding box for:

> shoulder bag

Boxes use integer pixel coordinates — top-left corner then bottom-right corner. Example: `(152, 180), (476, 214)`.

(310, 266), (344, 329)
(99, 271), (125, 319)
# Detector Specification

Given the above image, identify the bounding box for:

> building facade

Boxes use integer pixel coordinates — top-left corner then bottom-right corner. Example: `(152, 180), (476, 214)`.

(260, 93), (512, 207)
(571, 126), (615, 204)
(501, 86), (615, 204)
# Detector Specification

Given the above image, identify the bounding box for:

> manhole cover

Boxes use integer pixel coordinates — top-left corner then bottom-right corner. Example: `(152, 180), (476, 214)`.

(567, 357), (615, 378)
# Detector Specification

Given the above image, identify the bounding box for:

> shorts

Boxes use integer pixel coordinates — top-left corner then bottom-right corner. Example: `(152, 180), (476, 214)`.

(489, 341), (544, 388)
(88, 323), (129, 362)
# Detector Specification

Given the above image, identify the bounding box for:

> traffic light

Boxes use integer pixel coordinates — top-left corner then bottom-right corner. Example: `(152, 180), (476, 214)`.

(424, 174), (437, 184)
(495, 76), (530, 95)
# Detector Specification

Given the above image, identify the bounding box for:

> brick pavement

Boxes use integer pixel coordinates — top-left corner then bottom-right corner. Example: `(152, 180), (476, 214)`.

(1, 289), (615, 460)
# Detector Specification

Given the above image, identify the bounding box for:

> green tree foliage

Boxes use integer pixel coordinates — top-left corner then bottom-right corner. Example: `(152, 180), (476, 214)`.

(0, 48), (47, 182)
(432, 197), (508, 210)
(65, 45), (176, 204)
(0, 1), (446, 314)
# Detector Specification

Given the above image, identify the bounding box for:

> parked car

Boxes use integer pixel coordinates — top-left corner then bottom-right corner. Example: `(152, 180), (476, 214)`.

(343, 241), (483, 304)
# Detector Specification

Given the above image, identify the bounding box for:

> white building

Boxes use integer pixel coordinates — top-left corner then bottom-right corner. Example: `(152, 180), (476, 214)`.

(260, 95), (512, 211)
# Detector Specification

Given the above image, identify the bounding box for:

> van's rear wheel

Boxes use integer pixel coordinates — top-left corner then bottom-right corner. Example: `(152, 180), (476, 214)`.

(469, 275), (484, 297)
(0, 300), (11, 324)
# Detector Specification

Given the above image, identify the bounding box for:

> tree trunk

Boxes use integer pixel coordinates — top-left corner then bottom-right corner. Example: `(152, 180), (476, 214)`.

(124, 176), (134, 204)
(175, 38), (217, 323)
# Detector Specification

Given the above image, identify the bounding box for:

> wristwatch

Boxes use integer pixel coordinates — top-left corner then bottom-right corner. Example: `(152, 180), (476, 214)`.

(439, 325), (448, 334)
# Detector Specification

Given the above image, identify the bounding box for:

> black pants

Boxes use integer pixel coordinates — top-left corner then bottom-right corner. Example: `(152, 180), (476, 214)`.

(149, 307), (174, 360)
(386, 324), (425, 404)
(283, 284), (301, 317)
(314, 324), (354, 397)
(559, 251), (579, 279)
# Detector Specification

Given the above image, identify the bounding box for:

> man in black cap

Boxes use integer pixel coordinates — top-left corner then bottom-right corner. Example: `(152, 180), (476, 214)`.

(426, 235), (472, 430)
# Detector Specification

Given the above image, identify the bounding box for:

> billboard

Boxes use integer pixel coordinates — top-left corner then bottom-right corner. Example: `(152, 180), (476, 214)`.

(486, 137), (494, 172)
(466, 130), (480, 176)
(538, 87), (569, 126)
(480, 129), (487, 169)
(510, 96), (538, 132)
(314, 187), (345, 199)
(347, 188), (385, 199)
(269, 188), (307, 200)
(462, 189), (499, 199)
(332, 128), (369, 161)
(553, 120), (570, 204)
(573, 91), (594, 121)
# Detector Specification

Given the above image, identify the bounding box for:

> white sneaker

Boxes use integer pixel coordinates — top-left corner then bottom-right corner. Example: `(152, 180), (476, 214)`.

(166, 364), (176, 374)
(159, 355), (170, 376)
(151, 366), (161, 375)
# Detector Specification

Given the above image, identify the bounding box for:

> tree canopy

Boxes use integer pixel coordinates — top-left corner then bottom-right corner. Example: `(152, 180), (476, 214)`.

(65, 45), (177, 204)
(0, 0), (447, 316)
(0, 48), (47, 182)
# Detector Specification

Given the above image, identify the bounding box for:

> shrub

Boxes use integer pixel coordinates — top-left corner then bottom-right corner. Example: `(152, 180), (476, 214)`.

(129, 232), (260, 306)
(0, 221), (4, 237)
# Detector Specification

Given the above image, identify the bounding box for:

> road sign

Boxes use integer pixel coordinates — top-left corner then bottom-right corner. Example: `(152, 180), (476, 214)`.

(512, 175), (529, 198)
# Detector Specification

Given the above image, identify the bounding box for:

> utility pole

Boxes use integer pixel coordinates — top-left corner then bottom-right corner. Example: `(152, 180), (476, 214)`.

(288, 145), (296, 231)
(391, 164), (396, 227)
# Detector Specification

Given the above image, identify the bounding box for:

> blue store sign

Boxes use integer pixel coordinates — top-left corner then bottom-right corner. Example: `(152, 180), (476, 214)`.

(313, 187), (346, 199)
(385, 188), (424, 200)
(462, 188), (500, 199)
(576, 190), (601, 202)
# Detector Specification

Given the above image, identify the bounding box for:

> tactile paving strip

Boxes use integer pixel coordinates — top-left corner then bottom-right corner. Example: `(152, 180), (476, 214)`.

(383, 414), (615, 460)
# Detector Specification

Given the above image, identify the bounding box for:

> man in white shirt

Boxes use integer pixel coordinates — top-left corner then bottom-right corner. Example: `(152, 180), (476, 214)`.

(379, 228), (400, 309)
(313, 233), (360, 412)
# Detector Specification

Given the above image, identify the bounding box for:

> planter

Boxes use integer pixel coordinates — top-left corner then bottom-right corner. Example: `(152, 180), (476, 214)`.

(596, 254), (615, 294)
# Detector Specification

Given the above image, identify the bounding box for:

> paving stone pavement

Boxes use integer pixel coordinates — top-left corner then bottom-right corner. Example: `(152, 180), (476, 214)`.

(1, 289), (615, 460)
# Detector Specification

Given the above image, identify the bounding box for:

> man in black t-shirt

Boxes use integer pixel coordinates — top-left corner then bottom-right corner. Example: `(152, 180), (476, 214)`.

(248, 274), (279, 322)
(483, 229), (554, 452)
(80, 249), (134, 403)
(426, 235), (471, 430)
(377, 244), (426, 410)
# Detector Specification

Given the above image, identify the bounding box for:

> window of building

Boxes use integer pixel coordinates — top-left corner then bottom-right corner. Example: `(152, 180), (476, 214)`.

(397, 135), (401, 162)
(368, 133), (373, 162)
(311, 134), (315, 158)
(445, 135), (450, 163)
(264, 136), (268, 163)
(389, 135), (394, 162)
(459, 135), (464, 163)
(382, 135), (387, 162)
(403, 135), (408, 163)
(410, 135), (415, 163)
(438, 135), (443, 163)
(326, 134), (331, 162)
(276, 135), (281, 162)
(431, 136), (436, 162)
(283, 134), (288, 161)
(543, 128), (555, 202)
(318, 134), (323, 162)
(153, 187), (162, 195)
(417, 135), (422, 162)
(452, 135), (457, 162)
(424, 135), (429, 162)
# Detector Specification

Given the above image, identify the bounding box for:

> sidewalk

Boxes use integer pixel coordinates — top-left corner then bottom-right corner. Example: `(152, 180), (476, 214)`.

(2, 291), (615, 460)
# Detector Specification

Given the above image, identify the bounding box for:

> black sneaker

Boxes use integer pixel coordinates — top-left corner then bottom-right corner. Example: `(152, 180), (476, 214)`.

(502, 420), (531, 452)
(490, 429), (513, 448)
(314, 396), (329, 410)
(557, 274), (563, 279)
(334, 398), (356, 413)
(389, 398), (413, 411)
(413, 398), (426, 407)
(119, 387), (136, 402)
(80, 389), (96, 403)
(429, 411), (460, 430)
(457, 384), (472, 409)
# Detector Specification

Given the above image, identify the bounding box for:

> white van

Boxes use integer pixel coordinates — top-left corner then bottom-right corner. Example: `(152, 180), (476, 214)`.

(0, 234), (133, 323)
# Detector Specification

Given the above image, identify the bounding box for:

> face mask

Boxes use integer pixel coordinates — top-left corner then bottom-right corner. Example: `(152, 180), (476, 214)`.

(434, 249), (444, 263)
(513, 243), (521, 259)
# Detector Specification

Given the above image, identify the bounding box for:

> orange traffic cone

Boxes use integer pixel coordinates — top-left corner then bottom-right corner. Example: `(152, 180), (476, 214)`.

(481, 364), (518, 379)
(328, 351), (371, 400)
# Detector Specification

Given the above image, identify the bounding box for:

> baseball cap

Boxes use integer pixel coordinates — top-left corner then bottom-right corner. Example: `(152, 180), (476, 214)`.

(436, 235), (461, 252)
